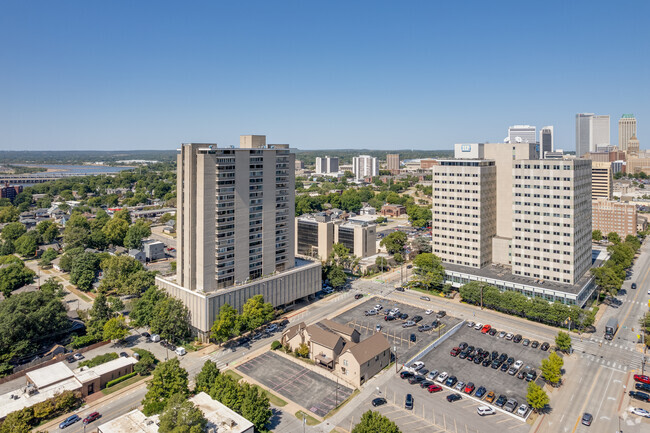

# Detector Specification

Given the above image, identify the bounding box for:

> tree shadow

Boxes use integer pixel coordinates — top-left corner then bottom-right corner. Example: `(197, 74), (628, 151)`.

(266, 408), (284, 430)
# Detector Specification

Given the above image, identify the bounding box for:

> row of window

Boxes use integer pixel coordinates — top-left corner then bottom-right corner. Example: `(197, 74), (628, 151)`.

(512, 270), (571, 284)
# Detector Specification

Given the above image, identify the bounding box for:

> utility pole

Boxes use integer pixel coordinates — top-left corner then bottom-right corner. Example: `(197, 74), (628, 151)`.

(394, 346), (398, 373)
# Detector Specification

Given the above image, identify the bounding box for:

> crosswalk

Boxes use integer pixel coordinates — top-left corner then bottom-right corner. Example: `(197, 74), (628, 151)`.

(200, 351), (229, 370)
(571, 339), (645, 372)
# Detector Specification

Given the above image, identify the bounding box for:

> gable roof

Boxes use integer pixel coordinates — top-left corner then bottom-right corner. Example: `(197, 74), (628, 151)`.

(318, 319), (359, 338)
(344, 332), (390, 364)
(283, 322), (306, 341)
(305, 324), (344, 350)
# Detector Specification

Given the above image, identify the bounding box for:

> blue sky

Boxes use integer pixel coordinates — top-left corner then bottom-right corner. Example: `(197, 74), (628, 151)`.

(1, 1), (648, 151)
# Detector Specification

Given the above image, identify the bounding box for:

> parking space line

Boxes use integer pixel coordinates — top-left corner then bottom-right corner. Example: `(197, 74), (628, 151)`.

(496, 418), (513, 423)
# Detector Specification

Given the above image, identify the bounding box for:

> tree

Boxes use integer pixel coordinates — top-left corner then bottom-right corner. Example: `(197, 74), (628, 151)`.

(526, 382), (549, 412)
(40, 277), (64, 297)
(414, 236), (432, 254)
(413, 253), (445, 290)
(329, 243), (351, 268)
(158, 393), (207, 433)
(142, 358), (189, 415)
(102, 217), (129, 246)
(134, 349), (158, 376)
(103, 316), (129, 341)
(0, 240), (14, 255)
(295, 343), (309, 358)
(327, 265), (347, 289)
(99, 254), (146, 294)
(131, 286), (168, 328)
(352, 410), (401, 433)
(240, 383), (272, 431)
(375, 256), (389, 272)
(380, 231), (407, 255)
(592, 230), (603, 242)
(1, 222), (26, 242)
(540, 352), (564, 386)
(36, 220), (59, 244)
(555, 331), (572, 353)
(0, 261), (36, 298)
(211, 304), (240, 344)
(124, 220), (152, 250)
(70, 252), (99, 291)
(240, 295), (274, 333)
(38, 247), (58, 267)
(63, 214), (91, 250)
(150, 297), (191, 344)
(0, 206), (19, 223)
(14, 234), (38, 258)
(607, 232), (621, 245)
(194, 361), (220, 394)
(590, 265), (623, 297)
(87, 293), (112, 338)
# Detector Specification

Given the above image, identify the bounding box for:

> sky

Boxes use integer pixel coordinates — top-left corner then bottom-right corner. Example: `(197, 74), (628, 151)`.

(1, 1), (649, 151)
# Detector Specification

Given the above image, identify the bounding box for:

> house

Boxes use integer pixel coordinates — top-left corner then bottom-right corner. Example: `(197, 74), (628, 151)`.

(128, 249), (146, 263)
(142, 240), (165, 261)
(380, 204), (407, 217)
(281, 320), (390, 387)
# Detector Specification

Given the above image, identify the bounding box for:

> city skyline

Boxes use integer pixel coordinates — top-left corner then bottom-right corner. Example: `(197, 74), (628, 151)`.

(1, 1), (648, 151)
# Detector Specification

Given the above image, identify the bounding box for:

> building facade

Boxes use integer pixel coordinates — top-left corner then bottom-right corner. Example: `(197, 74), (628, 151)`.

(618, 114), (637, 152)
(0, 183), (23, 203)
(386, 153), (400, 172)
(295, 213), (376, 261)
(508, 125), (536, 144)
(591, 161), (613, 200)
(352, 155), (378, 180)
(576, 113), (610, 156)
(156, 136), (321, 339)
(592, 199), (637, 237)
(540, 126), (554, 158)
(315, 156), (339, 174)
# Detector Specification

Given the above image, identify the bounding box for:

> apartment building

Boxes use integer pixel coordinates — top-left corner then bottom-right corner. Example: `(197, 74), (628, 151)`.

(432, 159), (497, 268)
(386, 153), (400, 172)
(592, 199), (637, 237)
(315, 156), (339, 174)
(592, 161), (613, 199)
(156, 136), (321, 339)
(295, 213), (376, 261)
(352, 155), (379, 180)
(512, 159), (592, 285)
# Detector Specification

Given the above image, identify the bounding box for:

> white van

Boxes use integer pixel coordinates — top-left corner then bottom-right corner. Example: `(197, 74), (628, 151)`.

(175, 347), (187, 356)
(150, 334), (160, 342)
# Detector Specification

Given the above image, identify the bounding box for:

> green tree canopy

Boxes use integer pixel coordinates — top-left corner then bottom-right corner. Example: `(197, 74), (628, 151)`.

(540, 352), (564, 386)
(352, 410), (401, 433)
(211, 304), (240, 344)
(38, 247), (58, 267)
(1, 222), (26, 242)
(607, 232), (621, 244)
(131, 286), (168, 328)
(592, 230), (602, 242)
(102, 217), (129, 246)
(412, 253), (445, 290)
(0, 260), (36, 298)
(150, 297), (191, 344)
(327, 265), (347, 289)
(36, 220), (59, 244)
(124, 219), (152, 250)
(70, 252), (100, 291)
(14, 233), (38, 258)
(240, 295), (274, 333)
(158, 393), (207, 433)
(142, 358), (189, 416)
(103, 315), (129, 341)
(194, 361), (220, 394)
(526, 382), (549, 412)
(380, 231), (407, 255)
(555, 331), (572, 353)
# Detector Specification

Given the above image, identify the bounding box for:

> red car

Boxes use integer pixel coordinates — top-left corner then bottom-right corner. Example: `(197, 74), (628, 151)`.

(481, 324), (491, 334)
(464, 382), (475, 394)
(634, 374), (650, 384)
(428, 384), (443, 393)
(450, 347), (460, 357)
(83, 412), (101, 424)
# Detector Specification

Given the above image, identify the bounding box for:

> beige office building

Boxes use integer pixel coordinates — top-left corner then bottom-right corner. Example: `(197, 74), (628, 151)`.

(432, 159), (497, 268)
(156, 136), (321, 339)
(592, 199), (637, 237)
(618, 114), (637, 152)
(512, 159), (592, 285)
(295, 213), (376, 261)
(592, 161), (613, 199)
(386, 154), (400, 172)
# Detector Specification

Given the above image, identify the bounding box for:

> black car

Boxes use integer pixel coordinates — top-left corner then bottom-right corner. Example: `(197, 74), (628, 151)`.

(459, 342), (468, 351)
(518, 368), (530, 380)
(506, 357), (515, 365)
(491, 351), (499, 360)
(632, 283), (637, 289)
(408, 375), (426, 385)
(445, 376), (458, 387)
(482, 358), (491, 367)
(436, 310), (446, 318)
(526, 370), (538, 382)
(473, 356), (483, 364)
(446, 393), (462, 402)
(513, 334), (523, 343)
(384, 315), (396, 321)
(410, 333), (417, 342)
(491, 360), (502, 369)
(488, 328), (498, 336)
(400, 371), (414, 379)
(354, 294), (363, 299)
(400, 313), (409, 320)
(540, 342), (550, 351)
(475, 386), (487, 398)
(458, 351), (468, 359)
(629, 391), (650, 402)
(500, 362), (510, 372)
(498, 353), (508, 363)
(66, 355), (75, 363)
(635, 382), (650, 392)
(395, 286), (405, 292)
(405, 393), (413, 409)
(419, 368), (429, 376)
(372, 397), (387, 407)
(431, 320), (440, 328)
(531, 340), (540, 349)
(119, 352), (128, 358)
(581, 413), (593, 426)
(412, 315), (423, 323)
(522, 338), (530, 346)
(420, 380), (434, 388)
(495, 395), (507, 407)
(141, 332), (150, 338)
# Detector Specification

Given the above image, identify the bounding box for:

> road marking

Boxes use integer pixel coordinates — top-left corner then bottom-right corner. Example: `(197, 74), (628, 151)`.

(570, 365), (604, 433)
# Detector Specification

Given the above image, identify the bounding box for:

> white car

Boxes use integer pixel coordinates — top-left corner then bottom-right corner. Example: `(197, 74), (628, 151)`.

(513, 360), (524, 370)
(455, 381), (465, 391)
(375, 324), (382, 332)
(375, 304), (383, 310)
(505, 333), (514, 340)
(474, 323), (483, 330)
(630, 407), (650, 418)
(411, 361), (425, 371)
(435, 372), (448, 383)
(517, 404), (529, 416)
(467, 321), (475, 328)
(477, 406), (496, 416)
(425, 309), (434, 315)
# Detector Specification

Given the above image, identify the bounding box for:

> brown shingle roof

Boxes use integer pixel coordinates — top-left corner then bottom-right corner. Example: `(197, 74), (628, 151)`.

(318, 319), (358, 338)
(306, 324), (343, 350)
(345, 332), (390, 364)
(282, 322), (306, 342)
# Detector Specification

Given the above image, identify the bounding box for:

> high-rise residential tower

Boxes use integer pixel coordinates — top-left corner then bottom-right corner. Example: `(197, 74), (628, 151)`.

(352, 155), (379, 180)
(386, 154), (400, 172)
(576, 113), (610, 156)
(156, 135), (321, 339)
(618, 114), (637, 152)
(315, 156), (339, 174)
(508, 125), (537, 144)
(540, 126), (554, 158)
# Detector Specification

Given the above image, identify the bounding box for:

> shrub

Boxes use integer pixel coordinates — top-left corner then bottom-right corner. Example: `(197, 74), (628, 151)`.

(271, 340), (282, 350)
(78, 352), (118, 368)
(133, 348), (158, 376)
(106, 372), (137, 388)
(69, 334), (100, 349)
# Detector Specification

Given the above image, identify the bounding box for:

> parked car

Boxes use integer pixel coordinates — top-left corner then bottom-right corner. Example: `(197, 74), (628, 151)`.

(425, 309), (434, 315)
(513, 360), (523, 370)
(372, 397), (387, 407)
(428, 384), (443, 393)
(420, 296), (431, 301)
(526, 370), (538, 382)
(399, 313), (409, 320)
(365, 309), (378, 316)
(467, 321), (475, 328)
(420, 380), (434, 389)
(73, 353), (84, 361)
(408, 375), (425, 385)
(375, 324), (382, 332)
(531, 340), (540, 348)
(446, 393), (462, 402)
(354, 293), (363, 299)
(497, 331), (507, 338)
(632, 283), (637, 289)
(410, 333), (417, 342)
(635, 383), (650, 392)
(508, 366), (519, 375)
(375, 304), (383, 310)
(83, 412), (101, 424)
(412, 315), (423, 323)
(395, 287), (405, 292)
(445, 376), (458, 387)
(517, 404), (529, 417)
(513, 334), (523, 343)
(581, 413), (593, 426)
(141, 332), (150, 338)
(522, 338), (531, 346)
(464, 382), (475, 394)
(436, 311), (446, 318)
(150, 334), (161, 342)
(505, 333), (514, 340)
(119, 352), (128, 358)
(402, 321), (416, 328)
(540, 342), (550, 351)
(411, 361), (425, 371)
(405, 394), (414, 410)
(175, 347), (187, 356)
(488, 328), (498, 336)
(450, 347), (460, 356)
(634, 374), (650, 384)
(66, 356), (75, 363)
(629, 391), (650, 402)
(630, 407), (650, 418)
(384, 314), (396, 321)
(435, 372), (448, 383)
(400, 371), (414, 379)
(454, 381), (465, 391)
(427, 370), (439, 380)
(495, 395), (507, 408)
(477, 406), (496, 416)
(474, 322), (483, 330)
(485, 391), (496, 403)
(418, 324), (432, 332)
(59, 415), (81, 429)
(504, 399), (518, 412)
(481, 324), (491, 334)
(475, 386), (486, 398)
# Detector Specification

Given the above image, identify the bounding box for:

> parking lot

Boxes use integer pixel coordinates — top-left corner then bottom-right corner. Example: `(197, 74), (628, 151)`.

(236, 351), (353, 418)
(416, 322), (551, 410)
(330, 297), (461, 361)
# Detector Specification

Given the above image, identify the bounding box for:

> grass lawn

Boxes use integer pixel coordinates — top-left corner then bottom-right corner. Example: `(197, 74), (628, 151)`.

(295, 410), (320, 426)
(101, 375), (144, 395)
(223, 370), (243, 382)
(262, 389), (287, 407)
